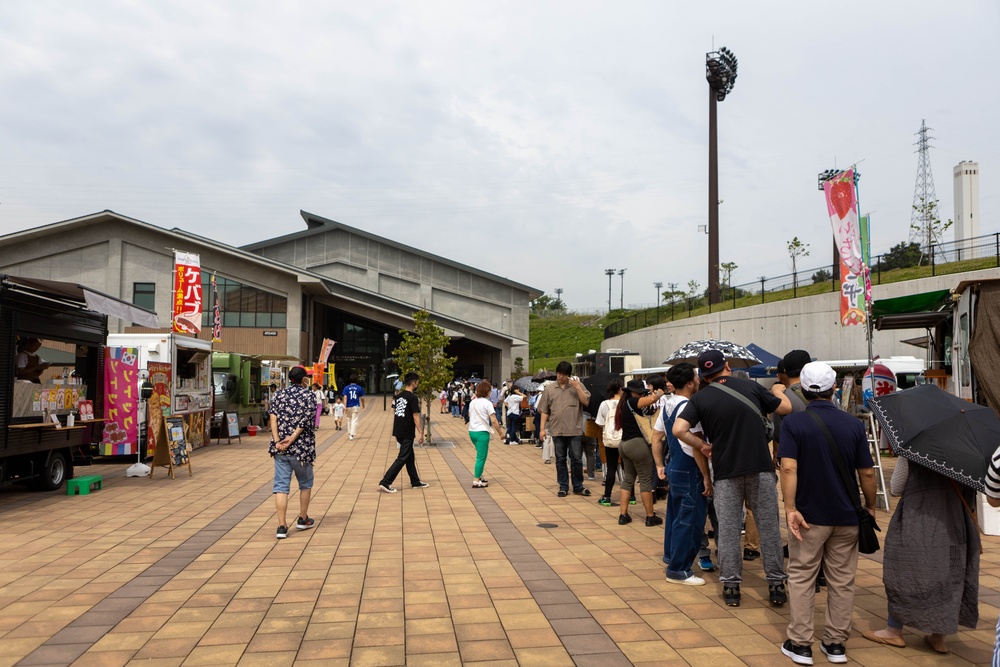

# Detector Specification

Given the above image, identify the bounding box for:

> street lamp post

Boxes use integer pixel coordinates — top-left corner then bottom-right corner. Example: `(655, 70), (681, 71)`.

(706, 46), (738, 305)
(618, 268), (626, 310)
(604, 269), (615, 312)
(383, 332), (389, 411)
(653, 281), (663, 322)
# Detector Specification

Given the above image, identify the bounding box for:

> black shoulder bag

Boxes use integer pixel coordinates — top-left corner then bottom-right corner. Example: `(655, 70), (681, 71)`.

(806, 410), (880, 554)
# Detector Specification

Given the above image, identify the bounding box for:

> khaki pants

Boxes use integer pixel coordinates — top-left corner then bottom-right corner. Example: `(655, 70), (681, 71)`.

(745, 504), (759, 550)
(786, 524), (860, 646)
(347, 406), (361, 437)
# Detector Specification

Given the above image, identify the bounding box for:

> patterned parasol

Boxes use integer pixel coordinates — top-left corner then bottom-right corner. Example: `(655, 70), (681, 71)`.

(662, 339), (761, 368)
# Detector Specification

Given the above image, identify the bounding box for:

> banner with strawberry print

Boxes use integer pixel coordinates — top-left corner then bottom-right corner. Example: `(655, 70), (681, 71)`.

(824, 169), (868, 327)
(172, 251), (202, 334)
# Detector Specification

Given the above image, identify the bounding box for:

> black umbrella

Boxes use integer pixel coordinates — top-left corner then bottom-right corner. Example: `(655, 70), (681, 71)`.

(513, 377), (539, 392)
(532, 369), (557, 381)
(870, 384), (1000, 492)
(663, 339), (761, 368)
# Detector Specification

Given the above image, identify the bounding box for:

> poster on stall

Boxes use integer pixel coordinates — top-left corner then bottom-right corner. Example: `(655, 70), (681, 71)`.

(172, 251), (202, 334)
(101, 347), (139, 455)
(147, 362), (172, 459)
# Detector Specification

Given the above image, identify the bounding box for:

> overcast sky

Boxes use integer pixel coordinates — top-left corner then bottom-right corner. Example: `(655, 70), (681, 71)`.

(1, 1), (997, 310)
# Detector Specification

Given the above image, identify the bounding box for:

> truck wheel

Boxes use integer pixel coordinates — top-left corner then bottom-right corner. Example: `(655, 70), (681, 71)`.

(35, 451), (68, 491)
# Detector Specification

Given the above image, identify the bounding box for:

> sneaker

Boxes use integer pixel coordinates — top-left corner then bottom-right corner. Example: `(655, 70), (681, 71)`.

(629, 495), (637, 505)
(723, 585), (741, 607)
(618, 513), (632, 525)
(666, 574), (705, 586)
(743, 548), (761, 561)
(769, 582), (788, 606)
(573, 488), (591, 497)
(819, 642), (846, 664)
(276, 525), (288, 539)
(411, 481), (430, 489)
(534, 444), (543, 449)
(295, 516), (314, 530)
(587, 475), (596, 481)
(698, 556), (715, 572)
(781, 639), (813, 665)
(557, 490), (567, 497)
(645, 514), (663, 527)
(597, 496), (613, 506)
(378, 484), (397, 493)
(349, 435), (354, 440)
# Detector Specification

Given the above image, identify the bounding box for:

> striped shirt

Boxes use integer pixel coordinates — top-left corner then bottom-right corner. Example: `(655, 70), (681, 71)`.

(986, 444), (1000, 499)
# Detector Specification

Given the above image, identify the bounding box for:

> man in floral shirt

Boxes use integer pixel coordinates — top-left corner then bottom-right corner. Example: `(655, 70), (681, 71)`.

(269, 365), (318, 539)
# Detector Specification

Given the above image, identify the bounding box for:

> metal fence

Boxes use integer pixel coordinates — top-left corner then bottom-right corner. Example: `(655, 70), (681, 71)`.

(604, 231), (1000, 339)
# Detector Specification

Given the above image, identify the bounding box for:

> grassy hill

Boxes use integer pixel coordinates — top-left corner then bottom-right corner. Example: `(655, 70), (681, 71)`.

(527, 313), (606, 372)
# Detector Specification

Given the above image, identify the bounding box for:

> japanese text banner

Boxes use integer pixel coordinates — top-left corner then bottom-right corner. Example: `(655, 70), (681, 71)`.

(173, 251), (202, 334)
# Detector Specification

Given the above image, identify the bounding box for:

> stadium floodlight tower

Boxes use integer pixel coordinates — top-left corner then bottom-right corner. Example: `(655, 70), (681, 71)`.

(706, 46), (738, 305)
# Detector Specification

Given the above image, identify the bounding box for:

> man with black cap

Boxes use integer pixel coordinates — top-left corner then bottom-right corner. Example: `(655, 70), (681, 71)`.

(778, 362), (876, 665)
(269, 365), (319, 539)
(673, 349), (791, 608)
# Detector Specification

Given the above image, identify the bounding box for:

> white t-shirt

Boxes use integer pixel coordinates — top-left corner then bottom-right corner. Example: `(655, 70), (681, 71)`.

(468, 397), (495, 432)
(595, 398), (618, 427)
(504, 394), (522, 416)
(333, 403), (345, 417)
(654, 396), (702, 457)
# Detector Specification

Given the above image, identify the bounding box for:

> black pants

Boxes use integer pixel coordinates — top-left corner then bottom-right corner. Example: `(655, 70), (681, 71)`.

(380, 438), (421, 487)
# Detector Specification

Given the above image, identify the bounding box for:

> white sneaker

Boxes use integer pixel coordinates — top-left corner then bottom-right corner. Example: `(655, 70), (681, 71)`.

(665, 574), (705, 586)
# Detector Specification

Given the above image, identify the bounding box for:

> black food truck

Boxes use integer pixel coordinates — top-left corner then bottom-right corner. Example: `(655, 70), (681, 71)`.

(0, 275), (158, 491)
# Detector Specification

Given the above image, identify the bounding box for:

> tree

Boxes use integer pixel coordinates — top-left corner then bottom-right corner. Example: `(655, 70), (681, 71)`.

(811, 268), (833, 284)
(719, 262), (738, 287)
(787, 237), (810, 287)
(513, 357), (526, 379)
(687, 280), (701, 298)
(530, 293), (567, 316)
(879, 241), (924, 271)
(392, 309), (456, 444)
(911, 197), (953, 264)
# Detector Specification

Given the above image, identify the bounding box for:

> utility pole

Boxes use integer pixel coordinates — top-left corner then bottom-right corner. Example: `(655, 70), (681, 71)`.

(554, 287), (563, 312)
(605, 269), (615, 312)
(618, 269), (626, 310)
(653, 281), (663, 321)
(668, 282), (678, 320)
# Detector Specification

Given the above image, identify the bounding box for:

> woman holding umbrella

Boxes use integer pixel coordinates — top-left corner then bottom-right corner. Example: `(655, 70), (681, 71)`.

(862, 386), (988, 654)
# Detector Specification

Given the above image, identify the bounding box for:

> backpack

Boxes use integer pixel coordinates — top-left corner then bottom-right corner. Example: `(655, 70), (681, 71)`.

(602, 399), (622, 448)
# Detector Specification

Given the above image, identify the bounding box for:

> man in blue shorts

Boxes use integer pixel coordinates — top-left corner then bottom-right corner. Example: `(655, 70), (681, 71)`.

(269, 365), (318, 539)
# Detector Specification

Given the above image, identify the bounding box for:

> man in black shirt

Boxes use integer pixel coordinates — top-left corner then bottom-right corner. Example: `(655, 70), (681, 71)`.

(378, 373), (430, 493)
(673, 349), (791, 608)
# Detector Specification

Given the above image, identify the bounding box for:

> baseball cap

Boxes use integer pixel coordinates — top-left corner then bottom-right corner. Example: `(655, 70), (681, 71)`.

(288, 365), (313, 383)
(800, 362), (836, 392)
(697, 349), (726, 377)
(782, 349), (812, 377)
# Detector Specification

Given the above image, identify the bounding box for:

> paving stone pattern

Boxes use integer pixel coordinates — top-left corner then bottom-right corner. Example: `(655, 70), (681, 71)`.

(0, 404), (997, 666)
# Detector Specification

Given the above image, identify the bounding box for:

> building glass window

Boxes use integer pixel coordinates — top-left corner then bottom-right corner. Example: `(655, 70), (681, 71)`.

(199, 274), (287, 328)
(134, 283), (155, 311)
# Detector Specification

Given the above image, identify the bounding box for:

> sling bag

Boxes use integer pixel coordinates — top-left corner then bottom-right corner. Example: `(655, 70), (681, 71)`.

(805, 409), (880, 554)
(707, 382), (775, 441)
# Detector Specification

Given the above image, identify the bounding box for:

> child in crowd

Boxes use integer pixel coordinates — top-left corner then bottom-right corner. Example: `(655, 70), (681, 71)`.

(333, 396), (345, 430)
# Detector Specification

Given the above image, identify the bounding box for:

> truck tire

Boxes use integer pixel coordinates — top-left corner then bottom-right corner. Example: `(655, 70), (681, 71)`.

(34, 451), (68, 491)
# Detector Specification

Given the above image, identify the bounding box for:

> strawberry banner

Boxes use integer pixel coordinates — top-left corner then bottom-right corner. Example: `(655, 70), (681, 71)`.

(824, 170), (867, 327)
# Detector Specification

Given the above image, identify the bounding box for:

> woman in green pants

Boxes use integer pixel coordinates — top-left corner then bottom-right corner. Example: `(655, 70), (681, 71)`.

(468, 380), (503, 487)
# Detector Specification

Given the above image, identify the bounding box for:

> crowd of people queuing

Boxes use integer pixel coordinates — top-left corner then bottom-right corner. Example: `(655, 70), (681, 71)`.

(267, 349), (998, 665)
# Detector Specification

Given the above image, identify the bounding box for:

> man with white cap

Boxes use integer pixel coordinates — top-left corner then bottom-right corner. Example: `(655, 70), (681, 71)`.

(777, 362), (877, 665)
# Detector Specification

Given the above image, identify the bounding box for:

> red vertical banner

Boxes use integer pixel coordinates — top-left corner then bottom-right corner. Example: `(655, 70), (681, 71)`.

(312, 364), (325, 386)
(172, 251), (202, 334)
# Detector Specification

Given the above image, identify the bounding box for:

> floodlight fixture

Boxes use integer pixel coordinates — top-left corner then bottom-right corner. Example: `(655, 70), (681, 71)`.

(706, 47), (738, 101)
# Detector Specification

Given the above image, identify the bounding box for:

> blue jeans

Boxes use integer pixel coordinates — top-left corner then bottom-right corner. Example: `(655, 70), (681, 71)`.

(553, 435), (584, 492)
(451, 404), (460, 417)
(664, 462), (707, 580)
(506, 412), (520, 442)
(272, 455), (314, 494)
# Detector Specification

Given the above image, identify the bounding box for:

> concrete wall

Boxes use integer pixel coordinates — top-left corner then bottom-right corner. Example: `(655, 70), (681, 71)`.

(604, 267), (1000, 366)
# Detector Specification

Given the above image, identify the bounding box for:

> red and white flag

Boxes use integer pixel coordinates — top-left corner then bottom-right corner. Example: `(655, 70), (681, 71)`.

(172, 251), (202, 334)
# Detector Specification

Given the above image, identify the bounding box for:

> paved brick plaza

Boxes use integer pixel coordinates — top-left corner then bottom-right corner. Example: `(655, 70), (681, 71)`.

(1, 404), (998, 666)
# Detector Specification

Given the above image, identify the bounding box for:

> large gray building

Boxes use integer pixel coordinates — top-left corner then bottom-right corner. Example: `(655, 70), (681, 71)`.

(0, 210), (539, 392)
